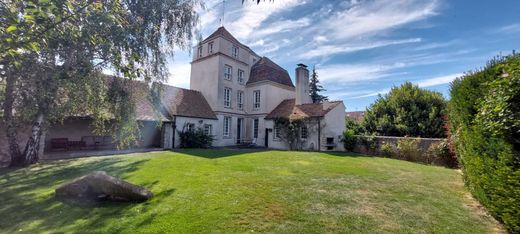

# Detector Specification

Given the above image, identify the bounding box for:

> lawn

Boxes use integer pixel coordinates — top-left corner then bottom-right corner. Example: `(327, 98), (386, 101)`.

(0, 149), (503, 233)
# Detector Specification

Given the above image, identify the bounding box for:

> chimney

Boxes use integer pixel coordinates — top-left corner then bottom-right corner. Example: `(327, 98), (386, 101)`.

(295, 63), (312, 105)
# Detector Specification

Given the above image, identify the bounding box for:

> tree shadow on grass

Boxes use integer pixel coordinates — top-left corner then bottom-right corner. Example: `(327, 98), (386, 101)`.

(320, 151), (374, 158)
(175, 148), (267, 159)
(0, 157), (177, 233)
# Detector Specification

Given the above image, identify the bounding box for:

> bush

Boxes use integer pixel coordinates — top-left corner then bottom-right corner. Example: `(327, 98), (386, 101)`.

(380, 142), (395, 157)
(178, 127), (213, 148)
(448, 53), (520, 232)
(427, 140), (457, 167)
(363, 82), (447, 138)
(342, 129), (356, 151)
(397, 138), (421, 161)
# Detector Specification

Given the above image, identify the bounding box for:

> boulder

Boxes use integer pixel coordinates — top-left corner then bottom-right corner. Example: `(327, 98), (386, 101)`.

(55, 171), (152, 202)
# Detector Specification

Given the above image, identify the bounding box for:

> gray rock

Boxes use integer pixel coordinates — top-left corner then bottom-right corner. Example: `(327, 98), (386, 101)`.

(55, 171), (152, 202)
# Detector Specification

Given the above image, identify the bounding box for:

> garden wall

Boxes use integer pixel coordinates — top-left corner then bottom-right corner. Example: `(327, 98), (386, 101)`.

(351, 135), (456, 167)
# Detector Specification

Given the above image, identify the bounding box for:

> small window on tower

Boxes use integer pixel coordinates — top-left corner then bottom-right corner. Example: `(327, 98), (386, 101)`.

(208, 42), (214, 54)
(232, 45), (239, 58)
(198, 46), (203, 58)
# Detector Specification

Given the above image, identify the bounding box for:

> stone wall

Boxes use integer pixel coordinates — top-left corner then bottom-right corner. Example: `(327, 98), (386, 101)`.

(352, 135), (444, 155)
(350, 135), (456, 167)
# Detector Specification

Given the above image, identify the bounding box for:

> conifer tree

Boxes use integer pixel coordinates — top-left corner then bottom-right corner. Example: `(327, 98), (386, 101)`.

(309, 66), (328, 103)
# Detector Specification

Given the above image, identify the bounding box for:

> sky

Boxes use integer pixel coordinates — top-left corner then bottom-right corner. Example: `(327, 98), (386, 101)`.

(166, 0), (520, 111)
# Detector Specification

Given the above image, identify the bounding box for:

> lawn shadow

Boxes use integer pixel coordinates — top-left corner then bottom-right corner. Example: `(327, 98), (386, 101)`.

(0, 156), (177, 233)
(175, 147), (267, 159)
(318, 151), (374, 158)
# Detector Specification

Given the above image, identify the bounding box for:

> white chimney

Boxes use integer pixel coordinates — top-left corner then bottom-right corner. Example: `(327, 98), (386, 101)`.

(295, 63), (312, 105)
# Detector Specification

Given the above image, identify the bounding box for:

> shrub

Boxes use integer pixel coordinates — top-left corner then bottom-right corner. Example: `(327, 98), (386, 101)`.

(448, 53), (520, 232)
(342, 129), (356, 151)
(397, 138), (421, 161)
(363, 82), (447, 138)
(178, 127), (213, 148)
(380, 142), (395, 157)
(427, 140), (457, 167)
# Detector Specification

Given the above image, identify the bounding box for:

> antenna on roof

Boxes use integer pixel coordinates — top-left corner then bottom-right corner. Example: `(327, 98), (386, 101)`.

(220, 0), (226, 27)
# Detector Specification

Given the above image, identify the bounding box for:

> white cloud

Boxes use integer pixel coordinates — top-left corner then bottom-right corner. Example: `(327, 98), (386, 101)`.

(226, 0), (303, 41)
(417, 73), (462, 87)
(167, 63), (191, 88)
(495, 23), (520, 33)
(300, 38), (421, 59)
(325, 0), (439, 40)
(318, 62), (407, 83)
(350, 73), (463, 99)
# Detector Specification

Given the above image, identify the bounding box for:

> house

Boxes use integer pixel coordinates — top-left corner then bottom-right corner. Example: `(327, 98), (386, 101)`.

(0, 26), (346, 162)
(345, 111), (365, 122)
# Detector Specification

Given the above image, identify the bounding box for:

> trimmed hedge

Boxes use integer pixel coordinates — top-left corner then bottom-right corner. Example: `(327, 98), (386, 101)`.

(448, 54), (520, 232)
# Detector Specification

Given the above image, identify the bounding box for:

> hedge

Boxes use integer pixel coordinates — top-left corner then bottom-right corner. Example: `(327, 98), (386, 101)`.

(448, 54), (520, 232)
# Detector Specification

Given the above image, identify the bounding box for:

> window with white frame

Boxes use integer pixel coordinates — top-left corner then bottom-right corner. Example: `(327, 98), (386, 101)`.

(223, 117), (231, 137)
(237, 91), (244, 110)
(274, 126), (281, 139)
(208, 42), (214, 54)
(253, 90), (261, 109)
(253, 118), (259, 138)
(187, 123), (195, 132)
(232, 45), (239, 58)
(224, 64), (232, 80)
(197, 46), (203, 58)
(204, 124), (212, 135)
(237, 69), (244, 84)
(224, 87), (231, 108)
(301, 126), (308, 139)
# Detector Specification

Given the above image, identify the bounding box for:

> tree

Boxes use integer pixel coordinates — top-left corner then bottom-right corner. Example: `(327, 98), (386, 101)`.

(345, 117), (364, 135)
(309, 66), (328, 103)
(363, 82), (446, 138)
(1, 0), (199, 166)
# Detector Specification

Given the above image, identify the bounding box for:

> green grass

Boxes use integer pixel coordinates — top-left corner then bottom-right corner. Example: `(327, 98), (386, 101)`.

(0, 149), (503, 233)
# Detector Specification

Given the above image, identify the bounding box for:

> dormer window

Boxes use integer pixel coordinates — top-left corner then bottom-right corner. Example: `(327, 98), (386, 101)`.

(198, 46), (203, 58)
(208, 42), (214, 54)
(232, 45), (239, 58)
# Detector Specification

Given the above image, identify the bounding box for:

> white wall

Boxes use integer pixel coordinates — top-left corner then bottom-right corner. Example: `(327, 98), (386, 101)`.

(173, 116), (218, 148)
(321, 102), (346, 151)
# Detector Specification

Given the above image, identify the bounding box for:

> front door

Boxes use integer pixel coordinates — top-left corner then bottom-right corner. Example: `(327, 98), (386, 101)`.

(236, 118), (243, 144)
(264, 128), (269, 148)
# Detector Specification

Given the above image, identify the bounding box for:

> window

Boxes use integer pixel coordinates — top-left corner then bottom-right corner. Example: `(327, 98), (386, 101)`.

(232, 45), (239, 58)
(274, 126), (281, 139)
(187, 123), (195, 132)
(197, 46), (203, 58)
(208, 42), (214, 54)
(224, 87), (231, 108)
(224, 64), (232, 80)
(204, 124), (212, 135)
(223, 117), (231, 137)
(237, 91), (244, 110)
(301, 126), (308, 139)
(253, 90), (261, 109)
(253, 119), (259, 138)
(237, 69), (245, 84)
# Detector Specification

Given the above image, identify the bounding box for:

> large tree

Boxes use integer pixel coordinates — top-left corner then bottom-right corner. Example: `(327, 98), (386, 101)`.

(0, 0), (199, 166)
(309, 66), (328, 103)
(363, 82), (446, 138)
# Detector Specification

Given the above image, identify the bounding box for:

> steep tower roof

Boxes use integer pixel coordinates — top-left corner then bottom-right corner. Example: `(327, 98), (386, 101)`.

(248, 57), (294, 87)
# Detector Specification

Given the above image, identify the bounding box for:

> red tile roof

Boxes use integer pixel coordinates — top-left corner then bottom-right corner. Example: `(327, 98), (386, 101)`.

(345, 111), (365, 122)
(156, 84), (217, 120)
(265, 99), (342, 120)
(248, 57), (294, 87)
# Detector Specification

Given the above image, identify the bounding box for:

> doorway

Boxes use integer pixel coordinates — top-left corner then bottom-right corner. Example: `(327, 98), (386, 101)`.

(236, 118), (243, 144)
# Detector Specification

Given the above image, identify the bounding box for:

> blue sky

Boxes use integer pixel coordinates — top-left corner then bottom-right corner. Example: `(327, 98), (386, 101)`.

(167, 0), (520, 111)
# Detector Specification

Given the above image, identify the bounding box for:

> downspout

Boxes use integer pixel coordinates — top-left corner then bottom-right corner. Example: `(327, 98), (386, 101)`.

(171, 116), (176, 150)
(317, 118), (321, 151)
